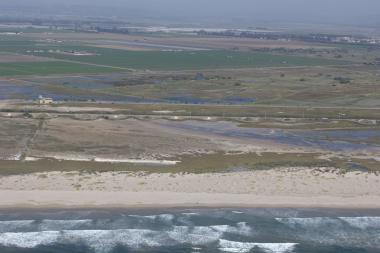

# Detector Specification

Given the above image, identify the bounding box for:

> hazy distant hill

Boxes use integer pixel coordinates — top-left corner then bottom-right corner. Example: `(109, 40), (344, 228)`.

(0, 0), (379, 29)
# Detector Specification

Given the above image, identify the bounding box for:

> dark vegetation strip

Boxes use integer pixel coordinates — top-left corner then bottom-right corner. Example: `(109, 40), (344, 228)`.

(0, 152), (378, 175)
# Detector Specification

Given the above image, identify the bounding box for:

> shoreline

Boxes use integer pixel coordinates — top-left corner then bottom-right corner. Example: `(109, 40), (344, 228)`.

(1, 191), (380, 210)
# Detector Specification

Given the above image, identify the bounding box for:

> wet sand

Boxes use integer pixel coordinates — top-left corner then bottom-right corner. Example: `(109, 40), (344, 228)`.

(1, 191), (380, 210)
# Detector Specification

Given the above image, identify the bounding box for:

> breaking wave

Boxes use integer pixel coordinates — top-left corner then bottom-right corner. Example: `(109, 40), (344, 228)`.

(0, 222), (256, 252)
(128, 214), (175, 222)
(275, 217), (341, 228)
(0, 229), (164, 252)
(0, 230), (296, 253)
(276, 216), (380, 230)
(210, 222), (252, 236)
(0, 210), (379, 252)
(339, 217), (380, 229)
(0, 220), (35, 233)
(219, 239), (297, 253)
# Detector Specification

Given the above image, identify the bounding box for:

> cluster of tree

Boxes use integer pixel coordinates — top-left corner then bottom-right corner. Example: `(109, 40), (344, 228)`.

(113, 74), (233, 86)
(334, 77), (351, 84)
(197, 31), (379, 46)
(250, 47), (347, 55)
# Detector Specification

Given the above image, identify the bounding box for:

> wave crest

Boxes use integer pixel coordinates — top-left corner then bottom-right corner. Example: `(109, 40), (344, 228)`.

(219, 239), (297, 253)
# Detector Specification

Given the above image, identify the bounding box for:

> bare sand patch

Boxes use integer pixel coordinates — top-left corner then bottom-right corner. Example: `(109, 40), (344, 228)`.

(90, 44), (155, 51)
(0, 54), (53, 63)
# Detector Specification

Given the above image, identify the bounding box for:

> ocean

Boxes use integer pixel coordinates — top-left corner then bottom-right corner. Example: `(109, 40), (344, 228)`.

(0, 208), (379, 253)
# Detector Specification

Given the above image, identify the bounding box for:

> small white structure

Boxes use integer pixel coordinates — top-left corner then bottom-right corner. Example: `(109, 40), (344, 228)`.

(38, 95), (54, 105)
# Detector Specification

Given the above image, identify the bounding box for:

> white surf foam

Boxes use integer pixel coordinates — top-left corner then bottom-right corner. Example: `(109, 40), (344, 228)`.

(0, 229), (166, 251)
(0, 231), (60, 248)
(219, 239), (297, 253)
(64, 229), (164, 251)
(275, 217), (339, 228)
(339, 217), (380, 229)
(0, 226), (229, 251)
(38, 219), (93, 231)
(169, 223), (253, 245)
(129, 214), (175, 222)
(210, 222), (252, 236)
(0, 224), (266, 252)
(169, 226), (223, 245)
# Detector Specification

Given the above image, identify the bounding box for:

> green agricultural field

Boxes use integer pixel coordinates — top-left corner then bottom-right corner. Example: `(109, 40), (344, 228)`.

(33, 47), (349, 70)
(0, 38), (41, 54)
(0, 61), (120, 76)
(0, 36), (352, 72)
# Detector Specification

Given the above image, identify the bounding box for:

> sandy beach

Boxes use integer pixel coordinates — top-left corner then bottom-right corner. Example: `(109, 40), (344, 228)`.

(0, 168), (379, 209)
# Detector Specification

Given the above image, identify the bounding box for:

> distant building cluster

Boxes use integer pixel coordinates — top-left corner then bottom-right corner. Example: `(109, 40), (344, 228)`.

(26, 48), (96, 56)
(331, 36), (380, 45)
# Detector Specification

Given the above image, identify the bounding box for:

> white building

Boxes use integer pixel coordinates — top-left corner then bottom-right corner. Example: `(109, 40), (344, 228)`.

(38, 96), (54, 105)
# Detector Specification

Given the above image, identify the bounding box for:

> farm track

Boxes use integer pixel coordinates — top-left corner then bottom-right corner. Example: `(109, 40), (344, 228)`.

(46, 58), (134, 72)
(19, 118), (44, 161)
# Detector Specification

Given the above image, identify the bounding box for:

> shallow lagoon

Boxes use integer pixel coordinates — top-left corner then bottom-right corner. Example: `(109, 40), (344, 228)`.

(160, 120), (380, 153)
